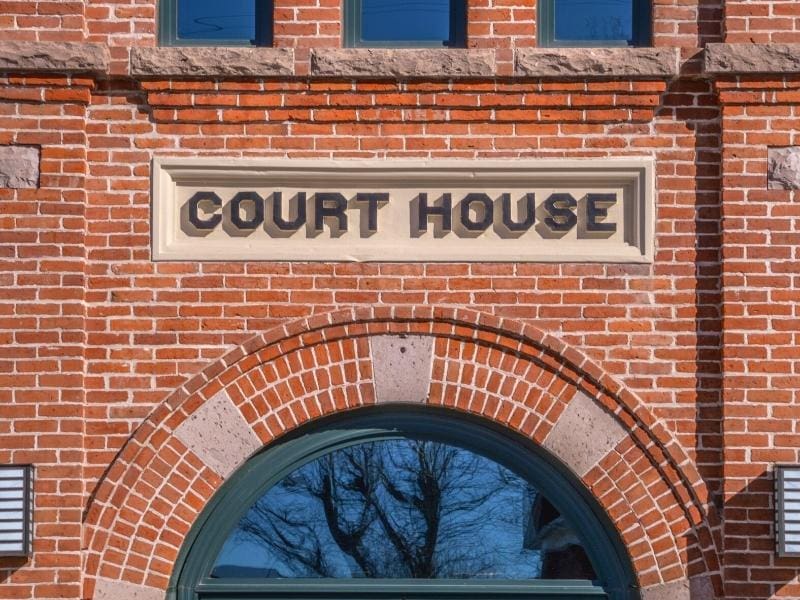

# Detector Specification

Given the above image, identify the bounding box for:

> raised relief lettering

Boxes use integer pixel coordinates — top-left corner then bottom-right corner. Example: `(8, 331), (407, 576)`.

(415, 193), (452, 235)
(186, 191), (222, 231)
(585, 193), (617, 234)
(499, 193), (535, 233)
(543, 193), (578, 233)
(227, 192), (264, 232)
(158, 159), (651, 263)
(270, 192), (306, 232)
(355, 193), (390, 234)
(460, 193), (494, 233)
(313, 192), (348, 235)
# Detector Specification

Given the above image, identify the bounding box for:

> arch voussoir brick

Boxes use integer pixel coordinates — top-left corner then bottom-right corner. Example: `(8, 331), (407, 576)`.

(83, 307), (721, 600)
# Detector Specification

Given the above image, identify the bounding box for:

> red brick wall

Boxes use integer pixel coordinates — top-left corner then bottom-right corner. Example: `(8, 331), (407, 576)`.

(2, 1), (800, 599)
(0, 74), (91, 599)
(0, 1), (85, 42)
(716, 74), (800, 599)
(724, 1), (800, 43)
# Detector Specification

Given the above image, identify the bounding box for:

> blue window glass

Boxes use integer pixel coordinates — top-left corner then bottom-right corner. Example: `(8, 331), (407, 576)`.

(554, 0), (633, 43)
(539, 0), (650, 47)
(362, 0), (451, 43)
(345, 0), (466, 47)
(177, 0), (256, 41)
(211, 438), (597, 580)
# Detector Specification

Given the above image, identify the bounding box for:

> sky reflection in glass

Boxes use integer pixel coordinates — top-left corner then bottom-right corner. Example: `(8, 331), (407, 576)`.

(177, 0), (256, 41)
(212, 439), (596, 580)
(360, 0), (451, 43)
(554, 0), (633, 42)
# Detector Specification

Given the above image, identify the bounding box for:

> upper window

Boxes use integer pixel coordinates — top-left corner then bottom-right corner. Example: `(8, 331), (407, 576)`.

(538, 0), (651, 47)
(173, 408), (638, 600)
(159, 0), (272, 46)
(343, 0), (467, 48)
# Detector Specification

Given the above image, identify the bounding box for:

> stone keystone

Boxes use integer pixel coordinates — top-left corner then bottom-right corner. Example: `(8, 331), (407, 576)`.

(370, 335), (434, 403)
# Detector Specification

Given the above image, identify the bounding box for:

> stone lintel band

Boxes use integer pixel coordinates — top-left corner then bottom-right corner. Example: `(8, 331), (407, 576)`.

(514, 47), (680, 79)
(705, 43), (800, 74)
(309, 48), (498, 78)
(0, 41), (109, 74)
(130, 47), (296, 77)
(5, 42), (800, 80)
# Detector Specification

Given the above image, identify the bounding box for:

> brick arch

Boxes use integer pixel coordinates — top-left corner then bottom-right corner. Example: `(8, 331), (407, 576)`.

(83, 306), (721, 600)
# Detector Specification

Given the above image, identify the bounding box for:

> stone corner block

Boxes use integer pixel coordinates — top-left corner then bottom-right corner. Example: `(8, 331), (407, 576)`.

(542, 391), (626, 478)
(94, 578), (164, 600)
(0, 146), (39, 189)
(130, 47), (295, 78)
(370, 335), (434, 404)
(514, 47), (679, 79)
(642, 575), (715, 600)
(174, 390), (261, 479)
(0, 41), (109, 74)
(310, 48), (496, 79)
(768, 146), (800, 190)
(641, 579), (690, 600)
(705, 43), (800, 75)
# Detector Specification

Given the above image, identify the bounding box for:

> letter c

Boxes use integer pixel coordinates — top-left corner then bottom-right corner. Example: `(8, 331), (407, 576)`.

(188, 191), (222, 230)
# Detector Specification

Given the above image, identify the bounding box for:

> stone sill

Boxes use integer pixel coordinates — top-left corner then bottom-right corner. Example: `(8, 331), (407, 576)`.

(7, 42), (800, 80)
(0, 41), (109, 74)
(130, 47), (295, 77)
(130, 47), (679, 81)
(310, 49), (497, 78)
(514, 47), (679, 79)
(311, 48), (680, 79)
(705, 43), (800, 75)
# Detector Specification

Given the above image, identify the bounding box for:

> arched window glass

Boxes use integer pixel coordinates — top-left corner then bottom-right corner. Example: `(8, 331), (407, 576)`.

(212, 438), (596, 580)
(173, 409), (638, 600)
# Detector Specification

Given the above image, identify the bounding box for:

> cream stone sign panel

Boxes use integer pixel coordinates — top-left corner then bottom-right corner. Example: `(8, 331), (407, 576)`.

(151, 158), (654, 262)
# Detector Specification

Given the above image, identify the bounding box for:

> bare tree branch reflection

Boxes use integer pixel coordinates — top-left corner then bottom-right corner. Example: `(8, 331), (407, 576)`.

(236, 440), (511, 578)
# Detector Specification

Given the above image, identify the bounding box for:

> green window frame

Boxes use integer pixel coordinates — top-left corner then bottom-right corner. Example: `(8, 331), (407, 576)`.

(343, 0), (467, 48)
(169, 407), (639, 600)
(158, 0), (273, 47)
(537, 0), (651, 47)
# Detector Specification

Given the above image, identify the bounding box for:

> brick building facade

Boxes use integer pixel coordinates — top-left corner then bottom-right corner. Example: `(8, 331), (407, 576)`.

(1, 1), (800, 599)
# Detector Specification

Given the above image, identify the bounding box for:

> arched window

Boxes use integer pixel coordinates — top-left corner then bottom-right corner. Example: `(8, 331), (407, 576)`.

(171, 408), (638, 600)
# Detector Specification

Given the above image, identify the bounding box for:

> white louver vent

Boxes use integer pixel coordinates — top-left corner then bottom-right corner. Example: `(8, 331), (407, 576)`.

(0, 465), (33, 556)
(776, 465), (800, 557)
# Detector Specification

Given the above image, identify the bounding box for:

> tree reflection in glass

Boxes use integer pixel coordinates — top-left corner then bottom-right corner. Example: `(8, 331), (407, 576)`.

(211, 439), (596, 580)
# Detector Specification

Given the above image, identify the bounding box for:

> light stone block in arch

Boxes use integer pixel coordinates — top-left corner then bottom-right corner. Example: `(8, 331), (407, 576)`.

(369, 335), (433, 404)
(174, 390), (261, 479)
(542, 391), (627, 478)
(94, 578), (164, 600)
(642, 575), (715, 600)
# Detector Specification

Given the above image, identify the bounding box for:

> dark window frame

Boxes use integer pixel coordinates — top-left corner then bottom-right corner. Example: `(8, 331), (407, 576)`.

(343, 0), (467, 48)
(158, 0), (273, 47)
(537, 0), (652, 47)
(169, 407), (639, 600)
